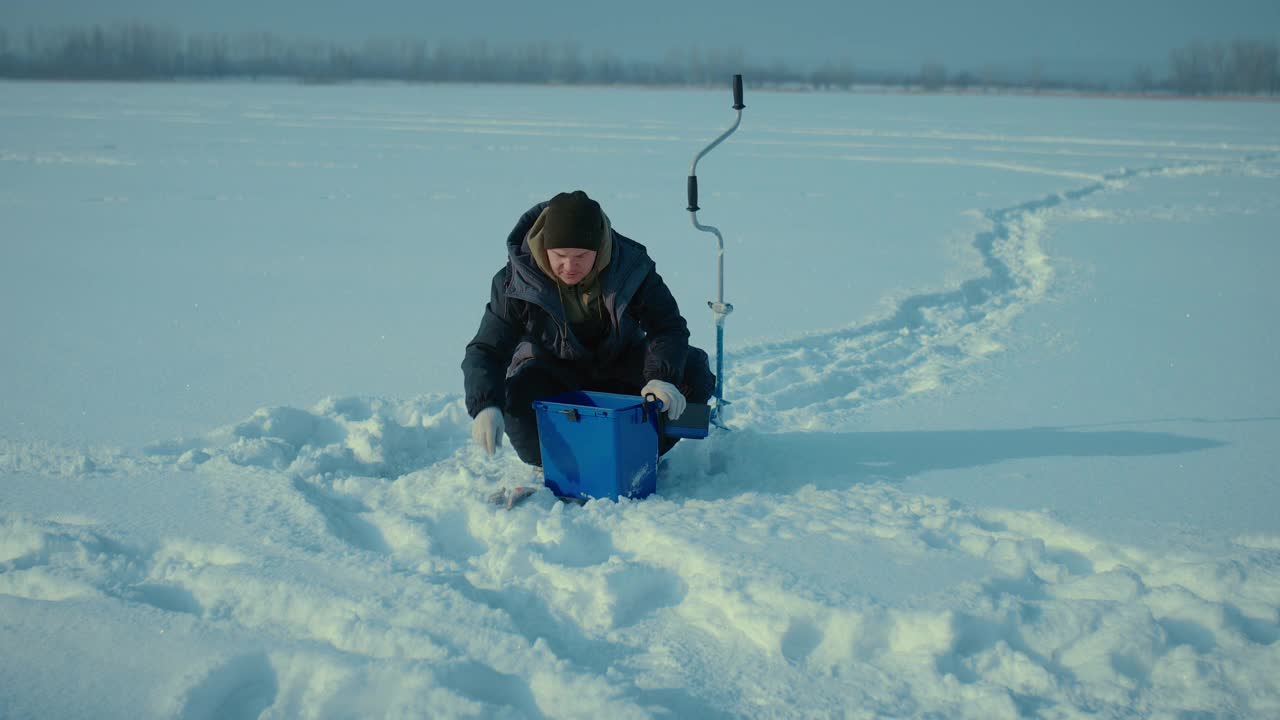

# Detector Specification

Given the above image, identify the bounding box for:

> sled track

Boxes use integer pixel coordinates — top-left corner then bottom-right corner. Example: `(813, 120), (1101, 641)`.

(723, 153), (1277, 432)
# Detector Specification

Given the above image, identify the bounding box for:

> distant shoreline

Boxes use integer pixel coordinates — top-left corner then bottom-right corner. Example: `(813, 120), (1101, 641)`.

(3, 75), (1277, 105)
(2, 23), (1276, 99)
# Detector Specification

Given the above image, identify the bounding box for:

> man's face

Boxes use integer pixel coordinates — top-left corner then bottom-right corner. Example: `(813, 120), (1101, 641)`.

(547, 248), (597, 285)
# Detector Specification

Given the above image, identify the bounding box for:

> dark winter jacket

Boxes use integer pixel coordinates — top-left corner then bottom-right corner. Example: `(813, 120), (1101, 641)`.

(462, 201), (691, 417)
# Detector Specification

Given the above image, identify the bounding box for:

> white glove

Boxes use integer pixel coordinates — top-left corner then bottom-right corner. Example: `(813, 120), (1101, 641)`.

(641, 380), (686, 421)
(472, 406), (504, 455)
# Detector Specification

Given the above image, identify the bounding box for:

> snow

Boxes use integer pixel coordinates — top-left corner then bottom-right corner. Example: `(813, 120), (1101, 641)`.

(3, 80), (1279, 718)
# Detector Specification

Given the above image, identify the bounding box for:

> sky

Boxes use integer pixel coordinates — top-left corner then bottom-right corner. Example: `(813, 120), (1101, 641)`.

(3, 0), (1278, 81)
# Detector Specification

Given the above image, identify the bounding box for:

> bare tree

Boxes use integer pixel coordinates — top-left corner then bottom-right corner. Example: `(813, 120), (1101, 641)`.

(1210, 41), (1229, 93)
(1227, 39), (1279, 94)
(920, 61), (947, 91)
(1028, 59), (1045, 93)
(979, 65), (998, 92)
(951, 71), (976, 91)
(1171, 43), (1208, 94)
(1132, 64), (1155, 92)
(553, 41), (585, 84)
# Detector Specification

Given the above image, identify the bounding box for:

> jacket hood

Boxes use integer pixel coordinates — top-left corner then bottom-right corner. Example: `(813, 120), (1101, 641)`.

(495, 199), (661, 365)
(518, 204), (612, 325)
(504, 199), (652, 321)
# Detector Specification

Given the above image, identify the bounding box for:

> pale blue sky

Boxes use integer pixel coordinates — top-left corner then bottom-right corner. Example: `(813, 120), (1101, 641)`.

(3, 0), (1277, 81)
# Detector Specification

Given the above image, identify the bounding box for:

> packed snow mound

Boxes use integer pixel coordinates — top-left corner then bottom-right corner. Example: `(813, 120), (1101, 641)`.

(143, 395), (471, 480)
(4, 466), (1279, 718)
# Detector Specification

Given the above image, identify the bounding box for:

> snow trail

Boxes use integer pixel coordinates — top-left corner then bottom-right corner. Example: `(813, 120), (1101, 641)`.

(724, 153), (1277, 431)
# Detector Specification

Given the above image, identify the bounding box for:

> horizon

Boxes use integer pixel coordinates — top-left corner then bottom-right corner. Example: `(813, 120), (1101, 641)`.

(2, 0), (1279, 85)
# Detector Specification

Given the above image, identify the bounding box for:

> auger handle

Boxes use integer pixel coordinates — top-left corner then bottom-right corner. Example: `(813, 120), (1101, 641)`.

(688, 75), (745, 212)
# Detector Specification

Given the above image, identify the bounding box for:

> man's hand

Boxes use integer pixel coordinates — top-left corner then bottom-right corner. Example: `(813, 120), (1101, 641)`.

(472, 406), (504, 455)
(641, 380), (686, 421)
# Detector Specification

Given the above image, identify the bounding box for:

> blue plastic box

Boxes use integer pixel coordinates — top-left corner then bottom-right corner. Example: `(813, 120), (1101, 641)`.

(533, 391), (660, 501)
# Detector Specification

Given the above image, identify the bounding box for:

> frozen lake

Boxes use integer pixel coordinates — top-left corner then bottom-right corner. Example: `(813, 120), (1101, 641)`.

(3, 80), (1279, 718)
(6, 81), (1277, 445)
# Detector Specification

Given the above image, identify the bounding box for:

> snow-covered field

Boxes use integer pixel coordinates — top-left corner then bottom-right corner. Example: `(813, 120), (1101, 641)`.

(2, 80), (1279, 718)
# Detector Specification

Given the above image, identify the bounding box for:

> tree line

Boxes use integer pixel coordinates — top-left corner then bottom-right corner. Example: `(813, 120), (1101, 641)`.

(0, 24), (1276, 97)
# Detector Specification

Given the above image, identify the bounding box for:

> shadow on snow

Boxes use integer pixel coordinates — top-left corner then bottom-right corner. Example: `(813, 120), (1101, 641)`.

(665, 424), (1225, 499)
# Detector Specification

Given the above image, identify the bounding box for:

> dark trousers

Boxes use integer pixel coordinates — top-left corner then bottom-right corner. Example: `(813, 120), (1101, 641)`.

(503, 347), (716, 467)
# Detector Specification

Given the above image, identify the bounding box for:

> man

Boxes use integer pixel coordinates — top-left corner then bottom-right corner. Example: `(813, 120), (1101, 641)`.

(463, 190), (715, 466)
